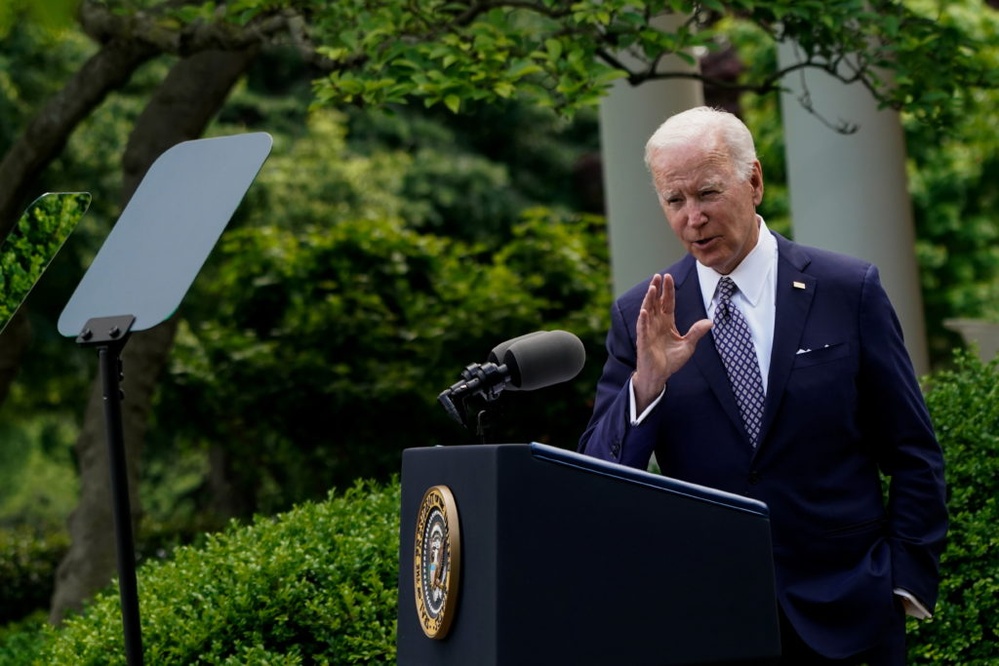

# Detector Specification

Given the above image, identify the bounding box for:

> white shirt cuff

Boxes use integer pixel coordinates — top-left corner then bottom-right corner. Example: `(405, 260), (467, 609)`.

(629, 376), (666, 425)
(894, 588), (931, 619)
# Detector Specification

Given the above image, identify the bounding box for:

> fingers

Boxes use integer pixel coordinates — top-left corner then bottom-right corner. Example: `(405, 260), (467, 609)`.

(660, 273), (676, 316)
(634, 273), (712, 392)
(641, 273), (663, 314)
(641, 273), (675, 315)
(639, 272), (709, 342)
(641, 274), (679, 334)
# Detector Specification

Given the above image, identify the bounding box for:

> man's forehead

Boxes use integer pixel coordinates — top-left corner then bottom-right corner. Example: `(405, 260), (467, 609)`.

(653, 156), (731, 189)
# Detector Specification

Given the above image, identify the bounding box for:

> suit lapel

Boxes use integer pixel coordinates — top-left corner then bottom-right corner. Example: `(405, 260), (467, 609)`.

(758, 236), (815, 449)
(672, 259), (748, 444)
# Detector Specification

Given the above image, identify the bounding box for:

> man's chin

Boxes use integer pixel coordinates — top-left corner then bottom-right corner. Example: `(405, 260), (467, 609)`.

(694, 254), (737, 275)
(690, 247), (718, 267)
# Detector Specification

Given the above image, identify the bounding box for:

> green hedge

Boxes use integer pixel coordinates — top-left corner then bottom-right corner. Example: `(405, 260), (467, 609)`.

(908, 351), (999, 664)
(30, 480), (400, 665)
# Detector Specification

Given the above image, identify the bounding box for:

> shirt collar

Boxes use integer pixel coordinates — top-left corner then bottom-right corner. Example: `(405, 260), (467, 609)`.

(697, 216), (776, 308)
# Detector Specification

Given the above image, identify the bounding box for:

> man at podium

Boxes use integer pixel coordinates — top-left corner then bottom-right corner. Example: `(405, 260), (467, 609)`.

(578, 107), (947, 665)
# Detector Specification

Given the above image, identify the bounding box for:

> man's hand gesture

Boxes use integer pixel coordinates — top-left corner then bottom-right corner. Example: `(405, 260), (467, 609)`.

(633, 273), (713, 413)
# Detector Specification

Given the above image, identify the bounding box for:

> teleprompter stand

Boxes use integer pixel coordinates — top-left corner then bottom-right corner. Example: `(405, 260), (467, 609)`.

(76, 315), (142, 663)
(58, 133), (273, 666)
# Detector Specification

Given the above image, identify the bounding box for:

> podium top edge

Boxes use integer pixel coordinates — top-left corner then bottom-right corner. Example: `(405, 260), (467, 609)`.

(528, 442), (769, 517)
(406, 443), (770, 517)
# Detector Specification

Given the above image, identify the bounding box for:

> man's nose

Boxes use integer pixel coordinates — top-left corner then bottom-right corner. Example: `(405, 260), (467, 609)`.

(685, 201), (708, 226)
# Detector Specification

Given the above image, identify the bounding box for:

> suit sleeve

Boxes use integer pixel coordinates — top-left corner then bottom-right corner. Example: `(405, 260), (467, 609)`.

(858, 265), (948, 611)
(577, 296), (659, 469)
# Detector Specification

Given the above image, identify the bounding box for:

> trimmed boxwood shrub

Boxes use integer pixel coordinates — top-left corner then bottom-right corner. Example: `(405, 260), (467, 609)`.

(34, 479), (400, 665)
(908, 350), (999, 664)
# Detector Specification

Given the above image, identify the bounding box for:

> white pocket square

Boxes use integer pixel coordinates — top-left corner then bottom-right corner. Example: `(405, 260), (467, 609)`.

(796, 344), (833, 355)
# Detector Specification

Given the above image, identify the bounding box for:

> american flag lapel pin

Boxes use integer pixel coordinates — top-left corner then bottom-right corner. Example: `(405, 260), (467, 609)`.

(793, 281), (806, 290)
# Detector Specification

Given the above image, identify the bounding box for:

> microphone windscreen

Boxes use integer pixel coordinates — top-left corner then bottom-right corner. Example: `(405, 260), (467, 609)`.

(503, 330), (586, 391)
(487, 330), (547, 365)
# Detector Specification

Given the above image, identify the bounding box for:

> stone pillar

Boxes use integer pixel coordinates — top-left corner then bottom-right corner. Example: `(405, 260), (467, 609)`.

(777, 43), (929, 375)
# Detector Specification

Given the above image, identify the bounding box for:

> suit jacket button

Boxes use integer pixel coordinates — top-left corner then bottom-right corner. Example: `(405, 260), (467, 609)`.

(611, 442), (621, 456)
(749, 471), (761, 485)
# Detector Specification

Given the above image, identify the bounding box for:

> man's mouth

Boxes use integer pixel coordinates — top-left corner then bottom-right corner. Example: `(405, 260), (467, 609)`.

(692, 236), (717, 248)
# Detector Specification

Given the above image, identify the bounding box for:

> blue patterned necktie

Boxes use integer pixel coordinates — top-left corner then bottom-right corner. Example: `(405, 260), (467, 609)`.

(713, 277), (765, 446)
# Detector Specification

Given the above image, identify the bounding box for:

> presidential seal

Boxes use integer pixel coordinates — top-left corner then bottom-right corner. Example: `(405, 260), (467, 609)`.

(413, 484), (461, 639)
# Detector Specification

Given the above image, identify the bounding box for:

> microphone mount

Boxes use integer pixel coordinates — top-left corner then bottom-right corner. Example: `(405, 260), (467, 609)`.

(437, 329), (586, 441)
(437, 361), (511, 429)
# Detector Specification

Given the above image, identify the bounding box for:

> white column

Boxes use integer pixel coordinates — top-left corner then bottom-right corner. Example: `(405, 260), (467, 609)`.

(598, 17), (704, 297)
(777, 43), (929, 375)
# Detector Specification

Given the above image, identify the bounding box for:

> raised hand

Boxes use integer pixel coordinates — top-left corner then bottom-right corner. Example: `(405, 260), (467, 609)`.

(633, 273), (713, 412)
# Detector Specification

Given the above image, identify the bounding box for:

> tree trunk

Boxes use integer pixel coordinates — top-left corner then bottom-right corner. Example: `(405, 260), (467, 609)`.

(49, 47), (258, 624)
(0, 310), (32, 406)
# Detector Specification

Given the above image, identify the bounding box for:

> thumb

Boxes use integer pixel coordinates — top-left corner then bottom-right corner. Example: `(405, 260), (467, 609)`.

(685, 318), (714, 345)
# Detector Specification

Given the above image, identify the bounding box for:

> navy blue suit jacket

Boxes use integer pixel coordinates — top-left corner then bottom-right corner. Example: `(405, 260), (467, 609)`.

(579, 234), (947, 658)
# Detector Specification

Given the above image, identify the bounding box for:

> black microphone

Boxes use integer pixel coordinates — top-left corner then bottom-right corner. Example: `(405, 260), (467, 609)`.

(438, 330), (586, 425)
(487, 330), (547, 366)
(502, 329), (586, 391)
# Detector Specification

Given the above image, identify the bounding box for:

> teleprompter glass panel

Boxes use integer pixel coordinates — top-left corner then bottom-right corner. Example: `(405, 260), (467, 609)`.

(58, 132), (272, 336)
(0, 192), (91, 335)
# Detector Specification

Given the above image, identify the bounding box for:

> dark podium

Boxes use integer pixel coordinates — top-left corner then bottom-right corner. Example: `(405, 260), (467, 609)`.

(398, 443), (780, 665)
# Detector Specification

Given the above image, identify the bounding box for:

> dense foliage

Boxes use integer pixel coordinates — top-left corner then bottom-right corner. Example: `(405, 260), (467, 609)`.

(124, 101), (610, 519)
(907, 351), (999, 664)
(0, 529), (69, 626)
(904, 1), (999, 360)
(144, 0), (998, 132)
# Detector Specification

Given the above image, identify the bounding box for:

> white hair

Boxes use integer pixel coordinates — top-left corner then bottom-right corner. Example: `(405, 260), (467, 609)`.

(644, 106), (758, 182)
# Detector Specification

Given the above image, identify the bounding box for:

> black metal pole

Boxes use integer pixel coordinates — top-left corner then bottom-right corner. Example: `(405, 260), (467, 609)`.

(98, 341), (144, 666)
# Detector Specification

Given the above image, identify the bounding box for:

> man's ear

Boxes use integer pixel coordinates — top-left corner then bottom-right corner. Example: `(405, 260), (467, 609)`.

(750, 160), (764, 206)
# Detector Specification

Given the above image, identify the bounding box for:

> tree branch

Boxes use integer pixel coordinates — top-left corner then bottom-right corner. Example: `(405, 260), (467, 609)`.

(0, 36), (159, 238)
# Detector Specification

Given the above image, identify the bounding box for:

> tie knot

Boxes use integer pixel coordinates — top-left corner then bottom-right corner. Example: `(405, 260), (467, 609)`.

(718, 277), (737, 303)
